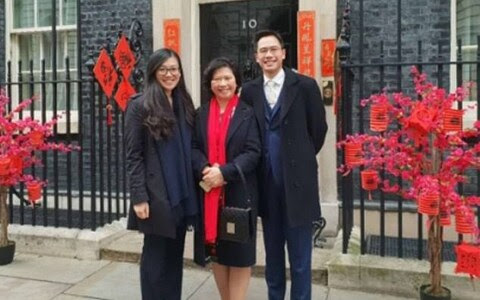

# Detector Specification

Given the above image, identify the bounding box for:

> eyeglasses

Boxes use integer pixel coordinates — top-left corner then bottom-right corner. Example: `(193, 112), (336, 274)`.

(257, 46), (282, 55)
(157, 66), (180, 76)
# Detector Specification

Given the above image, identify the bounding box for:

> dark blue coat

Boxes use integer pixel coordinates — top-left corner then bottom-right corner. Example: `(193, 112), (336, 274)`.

(240, 68), (328, 227)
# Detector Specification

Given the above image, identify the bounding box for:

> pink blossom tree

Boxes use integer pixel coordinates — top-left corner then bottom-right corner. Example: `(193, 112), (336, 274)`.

(0, 91), (78, 248)
(338, 67), (480, 297)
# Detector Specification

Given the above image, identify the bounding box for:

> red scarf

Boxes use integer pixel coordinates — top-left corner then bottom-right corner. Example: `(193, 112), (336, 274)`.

(204, 95), (239, 244)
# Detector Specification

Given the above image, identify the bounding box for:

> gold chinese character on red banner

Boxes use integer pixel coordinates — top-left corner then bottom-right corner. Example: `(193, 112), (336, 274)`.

(114, 34), (136, 79)
(93, 49), (118, 98)
(164, 19), (181, 55)
(321, 39), (336, 77)
(297, 11), (315, 77)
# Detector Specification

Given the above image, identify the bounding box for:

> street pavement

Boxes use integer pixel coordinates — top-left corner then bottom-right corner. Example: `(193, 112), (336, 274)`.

(0, 253), (416, 300)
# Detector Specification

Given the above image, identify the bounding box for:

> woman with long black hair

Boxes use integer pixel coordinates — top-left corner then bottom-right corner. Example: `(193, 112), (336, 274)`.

(125, 48), (197, 300)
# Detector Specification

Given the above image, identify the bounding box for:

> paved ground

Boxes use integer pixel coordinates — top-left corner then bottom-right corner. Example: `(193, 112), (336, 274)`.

(0, 253), (416, 300)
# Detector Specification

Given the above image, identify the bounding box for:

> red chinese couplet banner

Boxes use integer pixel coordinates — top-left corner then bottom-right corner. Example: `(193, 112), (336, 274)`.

(321, 39), (336, 77)
(297, 11), (315, 78)
(164, 19), (181, 55)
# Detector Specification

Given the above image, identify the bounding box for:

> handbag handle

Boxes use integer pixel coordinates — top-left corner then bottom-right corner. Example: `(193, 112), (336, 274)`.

(233, 163), (252, 208)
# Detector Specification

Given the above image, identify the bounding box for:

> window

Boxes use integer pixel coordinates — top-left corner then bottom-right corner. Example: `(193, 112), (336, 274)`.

(455, 0), (479, 101)
(6, 0), (78, 133)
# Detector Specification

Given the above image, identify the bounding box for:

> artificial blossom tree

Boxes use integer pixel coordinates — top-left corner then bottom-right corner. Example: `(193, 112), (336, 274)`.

(0, 91), (76, 251)
(339, 67), (480, 298)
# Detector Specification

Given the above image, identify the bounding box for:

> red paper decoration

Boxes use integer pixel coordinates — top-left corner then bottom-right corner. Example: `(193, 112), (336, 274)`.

(455, 243), (480, 277)
(443, 109), (463, 133)
(455, 209), (475, 234)
(344, 142), (363, 166)
(0, 156), (11, 176)
(114, 35), (136, 79)
(417, 192), (440, 216)
(114, 78), (136, 112)
(29, 131), (44, 146)
(361, 170), (378, 190)
(26, 181), (42, 204)
(9, 155), (23, 176)
(93, 49), (118, 98)
(439, 205), (451, 226)
(370, 104), (389, 132)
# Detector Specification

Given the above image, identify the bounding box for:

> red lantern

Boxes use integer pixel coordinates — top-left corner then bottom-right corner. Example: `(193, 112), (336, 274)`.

(345, 142), (362, 166)
(29, 131), (44, 146)
(417, 192), (439, 216)
(455, 209), (475, 234)
(439, 206), (451, 226)
(26, 181), (42, 204)
(443, 109), (463, 133)
(0, 156), (11, 176)
(9, 155), (23, 175)
(361, 170), (378, 190)
(455, 243), (480, 277)
(370, 104), (389, 132)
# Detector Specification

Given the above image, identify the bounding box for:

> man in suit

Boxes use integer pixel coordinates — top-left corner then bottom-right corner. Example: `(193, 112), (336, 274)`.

(240, 30), (328, 300)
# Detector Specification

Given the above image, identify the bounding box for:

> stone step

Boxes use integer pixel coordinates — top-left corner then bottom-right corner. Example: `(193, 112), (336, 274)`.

(100, 229), (332, 285)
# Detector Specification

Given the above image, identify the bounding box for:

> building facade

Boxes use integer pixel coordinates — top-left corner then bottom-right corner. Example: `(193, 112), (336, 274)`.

(1, 0), (478, 233)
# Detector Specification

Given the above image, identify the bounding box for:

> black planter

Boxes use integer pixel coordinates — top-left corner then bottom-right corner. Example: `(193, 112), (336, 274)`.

(0, 241), (15, 265)
(420, 284), (451, 300)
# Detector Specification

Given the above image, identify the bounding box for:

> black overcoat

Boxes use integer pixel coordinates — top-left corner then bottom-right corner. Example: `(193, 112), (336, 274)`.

(125, 95), (183, 239)
(192, 100), (261, 266)
(240, 68), (328, 227)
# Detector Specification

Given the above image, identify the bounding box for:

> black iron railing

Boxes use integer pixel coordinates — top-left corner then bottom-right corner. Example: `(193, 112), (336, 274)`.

(338, 0), (480, 260)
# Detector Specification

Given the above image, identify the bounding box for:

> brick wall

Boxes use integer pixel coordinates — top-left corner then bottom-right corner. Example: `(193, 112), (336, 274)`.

(0, 0), (5, 83)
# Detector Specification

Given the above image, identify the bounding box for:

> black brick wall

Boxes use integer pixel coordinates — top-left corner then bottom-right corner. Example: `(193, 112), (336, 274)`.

(76, 0), (153, 192)
(337, 0), (452, 200)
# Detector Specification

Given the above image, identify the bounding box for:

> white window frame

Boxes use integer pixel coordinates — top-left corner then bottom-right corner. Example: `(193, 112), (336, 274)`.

(450, 0), (479, 129)
(5, 0), (78, 134)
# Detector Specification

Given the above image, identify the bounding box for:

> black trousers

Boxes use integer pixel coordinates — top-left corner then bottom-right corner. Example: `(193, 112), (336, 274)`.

(140, 228), (186, 300)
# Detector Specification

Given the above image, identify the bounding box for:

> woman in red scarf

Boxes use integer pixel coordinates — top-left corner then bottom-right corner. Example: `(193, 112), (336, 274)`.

(192, 58), (261, 300)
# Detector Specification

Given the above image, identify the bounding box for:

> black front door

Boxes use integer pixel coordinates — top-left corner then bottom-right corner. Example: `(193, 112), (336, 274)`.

(200, 0), (298, 102)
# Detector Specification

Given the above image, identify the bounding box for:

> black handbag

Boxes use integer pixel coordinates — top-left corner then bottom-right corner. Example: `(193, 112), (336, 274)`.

(218, 164), (254, 243)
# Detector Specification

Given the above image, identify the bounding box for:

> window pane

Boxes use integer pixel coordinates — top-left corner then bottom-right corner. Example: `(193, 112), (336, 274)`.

(462, 49), (477, 102)
(457, 0), (480, 46)
(14, 0), (35, 28)
(38, 0), (59, 27)
(66, 31), (77, 68)
(63, 0), (77, 25)
(42, 32), (66, 69)
(18, 34), (41, 71)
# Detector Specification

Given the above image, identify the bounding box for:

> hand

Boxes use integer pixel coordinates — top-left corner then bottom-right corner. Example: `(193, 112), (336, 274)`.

(202, 166), (225, 188)
(133, 201), (149, 219)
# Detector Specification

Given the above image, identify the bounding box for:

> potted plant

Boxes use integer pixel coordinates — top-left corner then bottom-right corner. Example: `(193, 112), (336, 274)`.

(338, 67), (480, 300)
(0, 91), (76, 265)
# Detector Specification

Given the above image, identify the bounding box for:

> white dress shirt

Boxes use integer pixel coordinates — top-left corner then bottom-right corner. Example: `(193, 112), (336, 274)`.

(263, 69), (285, 109)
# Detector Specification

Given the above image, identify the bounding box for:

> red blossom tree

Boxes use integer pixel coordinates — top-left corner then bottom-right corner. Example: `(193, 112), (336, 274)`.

(0, 90), (78, 248)
(338, 67), (480, 296)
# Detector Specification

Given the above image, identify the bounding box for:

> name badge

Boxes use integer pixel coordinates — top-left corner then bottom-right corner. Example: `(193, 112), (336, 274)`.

(227, 222), (235, 234)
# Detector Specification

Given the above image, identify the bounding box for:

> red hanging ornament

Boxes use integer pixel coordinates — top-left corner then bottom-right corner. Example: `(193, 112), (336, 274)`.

(370, 104), (389, 132)
(417, 192), (440, 216)
(361, 169), (378, 200)
(26, 181), (42, 204)
(439, 205), (451, 226)
(9, 154), (23, 176)
(29, 131), (44, 146)
(0, 156), (11, 176)
(455, 243), (480, 278)
(344, 142), (363, 167)
(106, 104), (113, 126)
(443, 109), (463, 133)
(455, 209), (475, 234)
